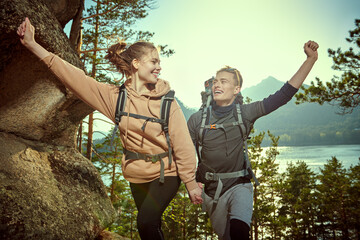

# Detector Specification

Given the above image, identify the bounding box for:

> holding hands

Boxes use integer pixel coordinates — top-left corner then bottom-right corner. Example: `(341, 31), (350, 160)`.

(188, 183), (203, 204)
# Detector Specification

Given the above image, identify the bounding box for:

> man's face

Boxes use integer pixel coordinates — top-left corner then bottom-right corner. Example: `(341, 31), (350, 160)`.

(212, 71), (240, 106)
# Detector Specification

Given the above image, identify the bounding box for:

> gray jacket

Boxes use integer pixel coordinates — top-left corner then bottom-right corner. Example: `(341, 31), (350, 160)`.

(187, 82), (298, 198)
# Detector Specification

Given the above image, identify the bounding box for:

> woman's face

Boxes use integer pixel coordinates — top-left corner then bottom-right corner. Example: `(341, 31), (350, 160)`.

(135, 49), (161, 84)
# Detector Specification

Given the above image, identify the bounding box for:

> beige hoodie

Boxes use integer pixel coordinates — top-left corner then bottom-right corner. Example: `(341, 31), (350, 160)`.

(41, 53), (198, 191)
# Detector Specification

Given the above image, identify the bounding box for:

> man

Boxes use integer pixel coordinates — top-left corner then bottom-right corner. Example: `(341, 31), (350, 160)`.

(187, 41), (319, 239)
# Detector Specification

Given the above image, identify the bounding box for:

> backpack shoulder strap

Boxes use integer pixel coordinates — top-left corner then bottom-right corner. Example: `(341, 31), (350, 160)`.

(234, 103), (259, 186)
(199, 91), (212, 144)
(160, 90), (175, 167)
(234, 103), (247, 140)
(115, 84), (127, 126)
(197, 88), (214, 163)
(160, 90), (175, 128)
(111, 84), (127, 149)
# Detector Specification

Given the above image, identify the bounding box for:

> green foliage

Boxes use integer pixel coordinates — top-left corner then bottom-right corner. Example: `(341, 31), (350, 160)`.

(82, 0), (151, 83)
(295, 19), (360, 114)
(316, 157), (352, 239)
(162, 184), (216, 239)
(81, 0), (174, 84)
(250, 131), (284, 239)
(91, 130), (140, 239)
(249, 130), (360, 240)
(89, 126), (360, 239)
(347, 159), (360, 235)
(278, 161), (317, 239)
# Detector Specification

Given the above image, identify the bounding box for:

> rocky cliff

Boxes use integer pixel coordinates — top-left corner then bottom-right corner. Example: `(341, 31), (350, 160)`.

(0, 0), (123, 239)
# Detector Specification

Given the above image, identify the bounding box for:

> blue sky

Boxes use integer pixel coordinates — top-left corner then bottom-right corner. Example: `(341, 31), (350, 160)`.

(129, 0), (360, 108)
(65, 0), (360, 134)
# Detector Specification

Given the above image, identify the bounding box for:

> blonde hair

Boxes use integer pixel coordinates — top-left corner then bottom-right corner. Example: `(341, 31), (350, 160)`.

(216, 66), (243, 87)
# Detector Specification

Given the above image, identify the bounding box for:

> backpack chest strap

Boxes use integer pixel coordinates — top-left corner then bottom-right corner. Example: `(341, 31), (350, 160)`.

(204, 121), (241, 130)
(123, 148), (170, 183)
(204, 170), (248, 181)
(119, 112), (165, 124)
(205, 170), (249, 204)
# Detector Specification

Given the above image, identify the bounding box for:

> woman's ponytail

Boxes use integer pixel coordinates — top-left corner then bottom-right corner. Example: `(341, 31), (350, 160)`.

(105, 41), (157, 80)
(105, 42), (131, 80)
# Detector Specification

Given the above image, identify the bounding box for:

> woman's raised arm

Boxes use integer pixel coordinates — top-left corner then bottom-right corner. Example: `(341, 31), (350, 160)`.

(17, 17), (50, 60)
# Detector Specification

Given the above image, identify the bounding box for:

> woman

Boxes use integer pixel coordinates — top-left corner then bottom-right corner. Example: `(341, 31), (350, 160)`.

(17, 17), (202, 240)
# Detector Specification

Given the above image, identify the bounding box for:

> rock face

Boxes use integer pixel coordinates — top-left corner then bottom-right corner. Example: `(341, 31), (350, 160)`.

(0, 133), (116, 239)
(0, 0), (119, 239)
(0, 0), (92, 146)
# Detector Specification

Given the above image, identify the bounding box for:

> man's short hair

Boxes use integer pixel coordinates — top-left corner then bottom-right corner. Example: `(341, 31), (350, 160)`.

(216, 66), (243, 87)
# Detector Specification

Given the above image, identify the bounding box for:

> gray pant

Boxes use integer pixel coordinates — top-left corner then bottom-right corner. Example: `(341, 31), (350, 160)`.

(204, 182), (253, 240)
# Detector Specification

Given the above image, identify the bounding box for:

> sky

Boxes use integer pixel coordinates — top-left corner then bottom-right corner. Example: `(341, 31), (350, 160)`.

(127, 0), (360, 108)
(65, 0), (360, 134)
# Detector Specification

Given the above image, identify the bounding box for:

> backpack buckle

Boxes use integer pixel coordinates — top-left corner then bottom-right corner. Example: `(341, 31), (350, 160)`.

(146, 154), (161, 163)
(162, 125), (169, 132)
(210, 124), (216, 130)
(205, 172), (218, 181)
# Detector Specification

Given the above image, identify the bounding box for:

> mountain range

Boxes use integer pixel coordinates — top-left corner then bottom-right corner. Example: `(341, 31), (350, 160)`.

(177, 76), (360, 146)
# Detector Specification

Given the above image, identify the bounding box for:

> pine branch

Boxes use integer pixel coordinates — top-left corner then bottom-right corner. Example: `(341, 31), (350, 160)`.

(80, 47), (108, 53)
(82, 4), (121, 21)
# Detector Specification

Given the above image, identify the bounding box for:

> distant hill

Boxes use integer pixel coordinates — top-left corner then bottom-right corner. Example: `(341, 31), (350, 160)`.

(176, 97), (198, 121)
(178, 76), (360, 146)
(242, 76), (283, 101)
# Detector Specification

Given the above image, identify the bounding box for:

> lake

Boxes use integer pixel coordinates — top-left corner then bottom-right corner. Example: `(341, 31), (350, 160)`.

(99, 144), (359, 186)
(270, 144), (360, 173)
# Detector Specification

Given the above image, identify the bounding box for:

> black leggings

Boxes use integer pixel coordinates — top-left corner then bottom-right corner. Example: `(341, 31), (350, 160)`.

(130, 176), (181, 240)
(230, 219), (250, 239)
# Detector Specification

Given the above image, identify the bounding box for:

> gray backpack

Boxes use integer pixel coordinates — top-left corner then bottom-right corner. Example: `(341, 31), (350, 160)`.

(111, 84), (175, 183)
(196, 77), (259, 204)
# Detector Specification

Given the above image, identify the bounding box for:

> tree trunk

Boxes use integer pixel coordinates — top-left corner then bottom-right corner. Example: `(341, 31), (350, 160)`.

(69, 0), (85, 52)
(77, 120), (83, 152)
(86, 112), (94, 160)
(85, 0), (100, 162)
(110, 163), (116, 202)
(183, 195), (186, 240)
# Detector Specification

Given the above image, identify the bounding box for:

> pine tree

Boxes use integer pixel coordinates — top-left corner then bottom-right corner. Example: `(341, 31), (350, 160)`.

(250, 131), (282, 240)
(91, 129), (140, 239)
(278, 161), (317, 240)
(295, 19), (360, 114)
(162, 182), (216, 239)
(162, 183), (189, 239)
(347, 158), (360, 239)
(316, 157), (351, 239)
